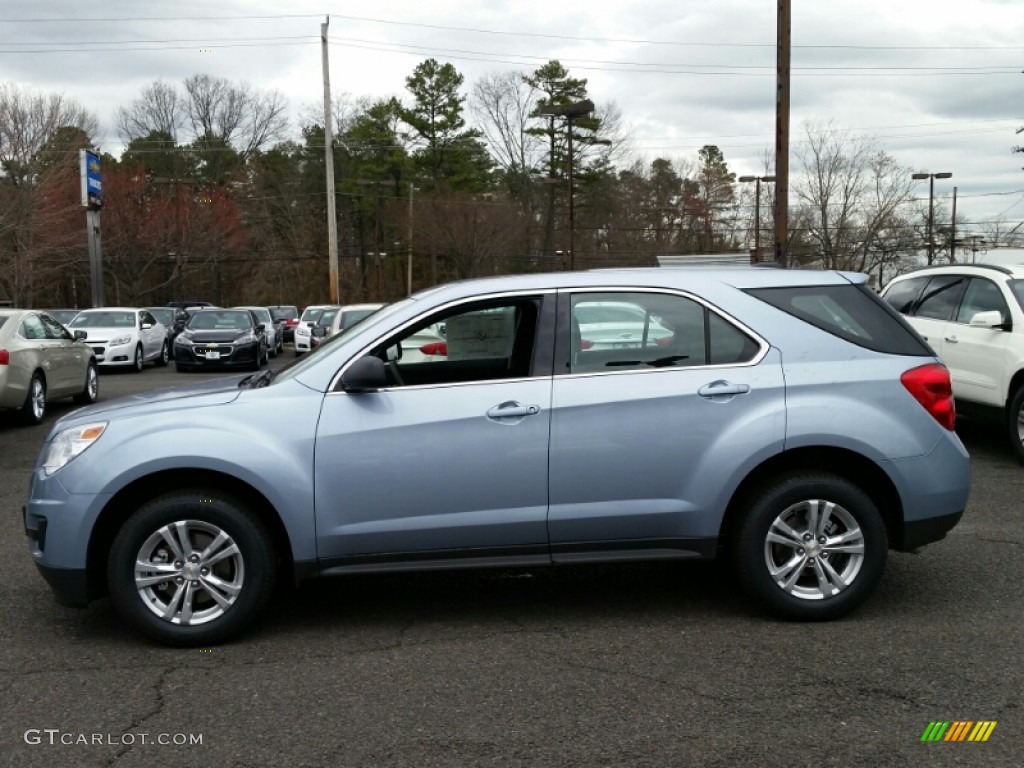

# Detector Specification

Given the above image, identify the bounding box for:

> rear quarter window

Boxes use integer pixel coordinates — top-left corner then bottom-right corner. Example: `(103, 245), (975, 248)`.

(746, 284), (933, 356)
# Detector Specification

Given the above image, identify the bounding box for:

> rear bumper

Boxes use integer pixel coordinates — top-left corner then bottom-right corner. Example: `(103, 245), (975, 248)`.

(900, 509), (964, 551)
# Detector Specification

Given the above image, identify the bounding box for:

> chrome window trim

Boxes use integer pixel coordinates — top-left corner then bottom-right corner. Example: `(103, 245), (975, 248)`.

(327, 288), (557, 393)
(560, 285), (769, 377)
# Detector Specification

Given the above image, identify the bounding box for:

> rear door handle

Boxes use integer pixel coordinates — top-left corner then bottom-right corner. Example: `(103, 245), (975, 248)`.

(486, 401), (541, 420)
(697, 380), (751, 400)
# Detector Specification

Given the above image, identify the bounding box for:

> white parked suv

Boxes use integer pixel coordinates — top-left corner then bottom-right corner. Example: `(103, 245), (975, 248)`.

(881, 263), (1024, 461)
(67, 308), (169, 371)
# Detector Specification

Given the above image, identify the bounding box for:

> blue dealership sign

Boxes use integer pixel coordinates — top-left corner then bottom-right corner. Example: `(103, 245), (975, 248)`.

(79, 148), (102, 208)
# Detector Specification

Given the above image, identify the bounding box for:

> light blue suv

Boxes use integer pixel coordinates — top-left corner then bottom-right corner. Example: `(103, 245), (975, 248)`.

(24, 268), (970, 645)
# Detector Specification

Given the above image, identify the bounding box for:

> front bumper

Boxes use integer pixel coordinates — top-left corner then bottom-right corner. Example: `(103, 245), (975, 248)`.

(91, 341), (135, 366)
(175, 340), (260, 368)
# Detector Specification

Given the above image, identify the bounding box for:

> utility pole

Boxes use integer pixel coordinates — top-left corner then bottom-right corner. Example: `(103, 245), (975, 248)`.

(322, 16), (340, 304)
(774, 0), (791, 267)
(950, 186), (957, 262)
(407, 182), (414, 295)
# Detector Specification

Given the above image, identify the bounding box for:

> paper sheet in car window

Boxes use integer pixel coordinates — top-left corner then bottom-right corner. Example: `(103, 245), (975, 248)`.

(445, 310), (514, 359)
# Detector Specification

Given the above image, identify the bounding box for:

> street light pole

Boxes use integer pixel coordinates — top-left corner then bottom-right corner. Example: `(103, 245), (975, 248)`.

(538, 99), (595, 271)
(738, 175), (776, 263)
(911, 171), (952, 265)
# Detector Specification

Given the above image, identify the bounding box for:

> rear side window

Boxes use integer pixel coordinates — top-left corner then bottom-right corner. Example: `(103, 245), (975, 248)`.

(882, 276), (928, 314)
(915, 276), (967, 321)
(747, 284), (932, 356)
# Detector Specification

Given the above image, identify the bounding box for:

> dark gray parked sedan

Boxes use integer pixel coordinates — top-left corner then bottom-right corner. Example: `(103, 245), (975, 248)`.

(25, 268), (970, 645)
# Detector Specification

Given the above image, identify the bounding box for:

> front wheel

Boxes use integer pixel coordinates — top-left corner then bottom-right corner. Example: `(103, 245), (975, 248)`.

(733, 472), (887, 621)
(132, 344), (144, 373)
(73, 362), (99, 404)
(1006, 386), (1024, 464)
(107, 491), (277, 646)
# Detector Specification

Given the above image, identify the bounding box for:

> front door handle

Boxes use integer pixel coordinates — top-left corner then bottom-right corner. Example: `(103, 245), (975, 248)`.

(944, 335), (958, 344)
(486, 401), (541, 420)
(697, 380), (751, 400)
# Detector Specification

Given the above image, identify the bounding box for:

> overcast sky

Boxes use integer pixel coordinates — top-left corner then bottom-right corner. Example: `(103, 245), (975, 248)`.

(3, 0), (1024, 242)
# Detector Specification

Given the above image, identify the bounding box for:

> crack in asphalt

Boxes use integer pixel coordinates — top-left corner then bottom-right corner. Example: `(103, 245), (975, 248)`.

(102, 665), (174, 768)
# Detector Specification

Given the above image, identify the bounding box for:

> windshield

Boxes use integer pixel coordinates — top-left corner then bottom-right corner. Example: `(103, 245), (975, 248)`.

(300, 307), (324, 322)
(187, 310), (253, 330)
(1009, 280), (1024, 312)
(269, 306), (298, 321)
(341, 308), (380, 329)
(147, 308), (176, 326)
(70, 311), (137, 328)
(273, 299), (412, 384)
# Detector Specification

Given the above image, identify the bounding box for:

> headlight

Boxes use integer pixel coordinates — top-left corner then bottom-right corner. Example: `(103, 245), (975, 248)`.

(175, 334), (192, 345)
(41, 423), (107, 476)
(296, 326), (309, 337)
(236, 333), (257, 344)
(110, 335), (131, 346)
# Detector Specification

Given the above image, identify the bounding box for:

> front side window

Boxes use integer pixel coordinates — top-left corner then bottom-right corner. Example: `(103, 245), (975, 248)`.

(956, 277), (1010, 325)
(567, 291), (759, 374)
(40, 313), (71, 340)
(372, 297), (542, 388)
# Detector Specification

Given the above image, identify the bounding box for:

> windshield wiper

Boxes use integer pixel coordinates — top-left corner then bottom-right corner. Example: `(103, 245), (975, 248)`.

(238, 369), (276, 389)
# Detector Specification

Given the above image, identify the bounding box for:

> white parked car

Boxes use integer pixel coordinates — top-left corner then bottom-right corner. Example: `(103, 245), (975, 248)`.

(235, 306), (283, 357)
(68, 308), (169, 371)
(574, 300), (675, 351)
(321, 303), (384, 340)
(294, 305), (335, 355)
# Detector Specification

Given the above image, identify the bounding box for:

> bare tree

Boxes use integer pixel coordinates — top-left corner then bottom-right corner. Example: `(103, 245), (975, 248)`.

(115, 80), (184, 143)
(183, 74), (288, 158)
(470, 70), (543, 183)
(415, 192), (524, 279)
(794, 120), (916, 272)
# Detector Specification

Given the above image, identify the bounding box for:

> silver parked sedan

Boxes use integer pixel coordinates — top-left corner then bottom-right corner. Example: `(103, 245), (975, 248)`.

(25, 268), (970, 645)
(0, 309), (98, 425)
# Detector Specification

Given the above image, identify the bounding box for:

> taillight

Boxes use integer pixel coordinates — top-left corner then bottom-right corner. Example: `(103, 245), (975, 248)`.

(580, 339), (593, 350)
(901, 363), (955, 430)
(655, 335), (674, 347)
(0, 349), (8, 365)
(419, 341), (448, 356)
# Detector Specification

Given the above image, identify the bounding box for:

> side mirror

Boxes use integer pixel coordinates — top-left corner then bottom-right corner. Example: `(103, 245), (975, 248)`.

(141, 322), (153, 330)
(73, 330), (87, 341)
(969, 310), (1009, 330)
(256, 323), (266, 332)
(312, 326), (327, 338)
(341, 356), (387, 392)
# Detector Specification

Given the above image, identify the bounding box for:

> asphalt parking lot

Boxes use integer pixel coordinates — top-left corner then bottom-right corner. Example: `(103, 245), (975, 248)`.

(1, 353), (1020, 768)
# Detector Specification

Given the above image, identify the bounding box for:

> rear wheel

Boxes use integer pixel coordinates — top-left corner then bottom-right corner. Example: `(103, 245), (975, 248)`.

(107, 490), (277, 646)
(19, 373), (46, 425)
(733, 472), (887, 621)
(1007, 386), (1024, 464)
(155, 341), (169, 367)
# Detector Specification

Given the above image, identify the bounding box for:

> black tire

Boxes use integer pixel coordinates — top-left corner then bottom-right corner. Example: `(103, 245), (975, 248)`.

(73, 362), (99, 404)
(18, 373), (46, 426)
(132, 344), (144, 373)
(1007, 386), (1024, 464)
(733, 472), (887, 621)
(107, 490), (277, 646)
(154, 341), (169, 367)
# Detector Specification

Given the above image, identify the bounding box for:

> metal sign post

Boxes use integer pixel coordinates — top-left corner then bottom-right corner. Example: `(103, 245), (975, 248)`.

(79, 149), (105, 307)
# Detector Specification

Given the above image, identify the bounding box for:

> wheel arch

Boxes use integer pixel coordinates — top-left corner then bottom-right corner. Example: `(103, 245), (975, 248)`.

(85, 468), (295, 602)
(719, 446), (904, 552)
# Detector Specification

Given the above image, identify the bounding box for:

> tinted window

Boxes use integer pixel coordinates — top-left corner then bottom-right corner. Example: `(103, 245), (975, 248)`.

(71, 311), (136, 328)
(1009, 280), (1024, 313)
(269, 306), (298, 321)
(708, 311), (761, 365)
(340, 308), (380, 329)
(148, 308), (176, 326)
(915, 276), (967, 321)
(882, 276), (928, 314)
(0, 317), (7, 329)
(956, 278), (1009, 324)
(746, 284), (933, 356)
